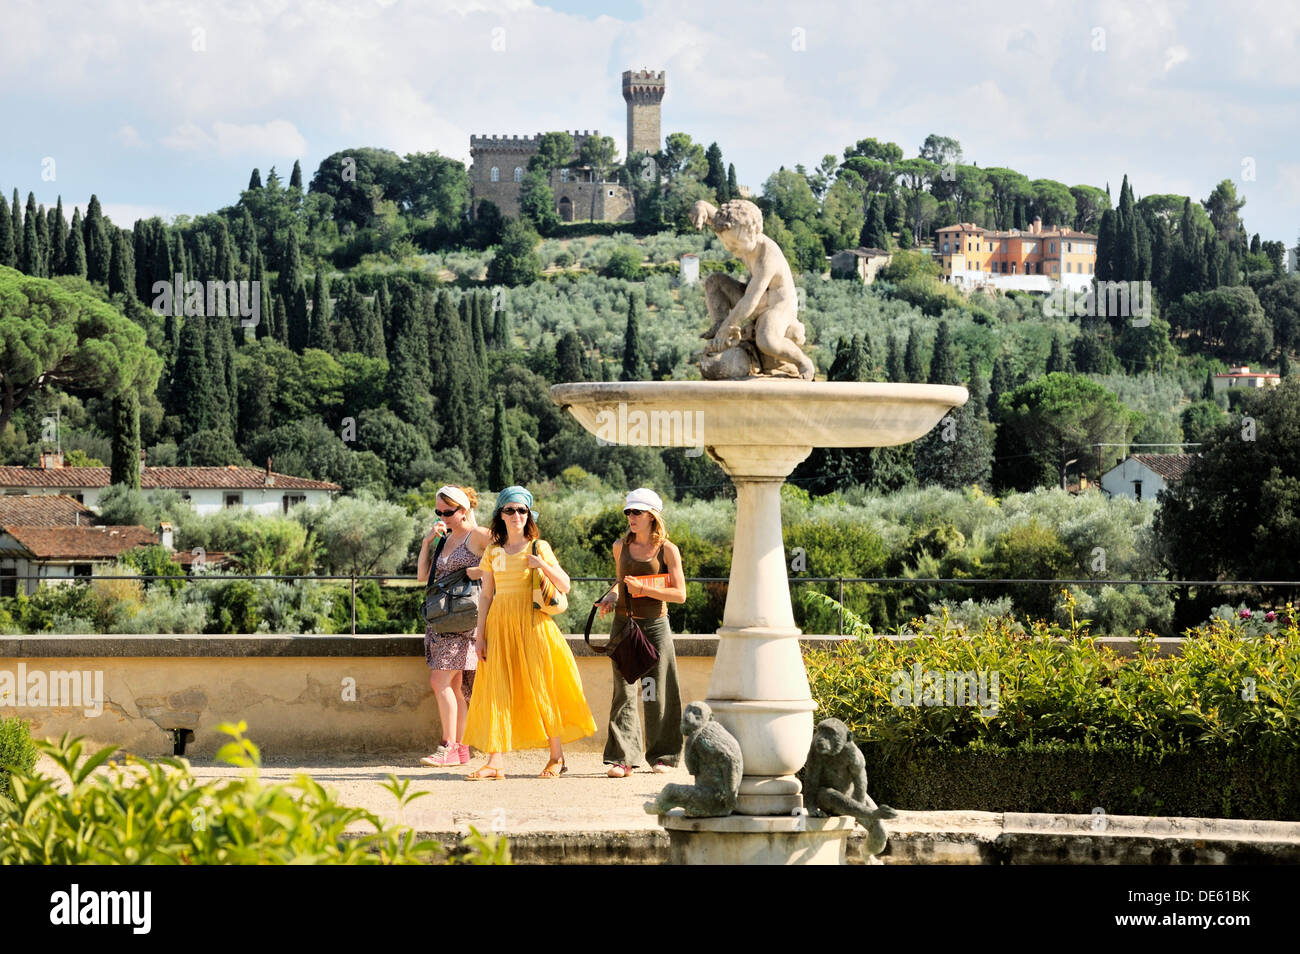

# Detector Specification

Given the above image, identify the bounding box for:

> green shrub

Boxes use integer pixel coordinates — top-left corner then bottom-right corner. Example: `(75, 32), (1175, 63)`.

(603, 245), (644, 280)
(0, 723), (510, 865)
(0, 717), (38, 800)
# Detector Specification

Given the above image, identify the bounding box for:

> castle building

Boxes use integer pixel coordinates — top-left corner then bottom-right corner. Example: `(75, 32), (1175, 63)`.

(468, 69), (664, 224)
(936, 218), (1098, 291)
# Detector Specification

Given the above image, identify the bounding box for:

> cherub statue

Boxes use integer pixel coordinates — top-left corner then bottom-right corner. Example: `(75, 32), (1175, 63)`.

(690, 199), (815, 381)
(644, 701), (743, 817)
(803, 718), (898, 857)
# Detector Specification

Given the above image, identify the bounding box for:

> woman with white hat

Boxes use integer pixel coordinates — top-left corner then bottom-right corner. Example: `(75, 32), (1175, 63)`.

(595, 488), (686, 777)
(415, 485), (491, 767)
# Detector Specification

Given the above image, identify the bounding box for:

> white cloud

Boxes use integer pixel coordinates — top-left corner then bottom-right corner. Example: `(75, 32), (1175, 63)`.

(160, 120), (307, 157)
(115, 125), (146, 148)
(1163, 45), (1189, 72)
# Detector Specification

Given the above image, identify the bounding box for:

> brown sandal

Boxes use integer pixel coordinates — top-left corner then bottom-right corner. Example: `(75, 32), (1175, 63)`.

(466, 765), (505, 781)
(538, 757), (567, 778)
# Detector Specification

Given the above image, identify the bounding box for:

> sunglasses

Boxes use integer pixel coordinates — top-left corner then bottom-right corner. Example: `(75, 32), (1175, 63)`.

(624, 508), (647, 517)
(434, 508), (461, 517)
(500, 507), (530, 516)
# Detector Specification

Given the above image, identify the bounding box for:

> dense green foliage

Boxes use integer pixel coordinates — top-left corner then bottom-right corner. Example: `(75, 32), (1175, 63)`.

(0, 724), (509, 864)
(0, 717), (38, 799)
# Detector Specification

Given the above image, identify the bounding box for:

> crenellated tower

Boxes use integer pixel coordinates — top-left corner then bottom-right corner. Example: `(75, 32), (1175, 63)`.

(622, 69), (665, 157)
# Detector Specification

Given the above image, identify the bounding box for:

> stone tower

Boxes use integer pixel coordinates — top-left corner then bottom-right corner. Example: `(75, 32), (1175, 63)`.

(622, 69), (665, 157)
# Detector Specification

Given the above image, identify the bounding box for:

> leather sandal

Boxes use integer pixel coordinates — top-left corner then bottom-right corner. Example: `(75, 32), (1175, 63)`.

(466, 765), (505, 781)
(538, 757), (567, 778)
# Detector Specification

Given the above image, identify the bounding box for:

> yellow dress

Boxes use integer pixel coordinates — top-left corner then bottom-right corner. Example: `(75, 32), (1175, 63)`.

(463, 540), (596, 752)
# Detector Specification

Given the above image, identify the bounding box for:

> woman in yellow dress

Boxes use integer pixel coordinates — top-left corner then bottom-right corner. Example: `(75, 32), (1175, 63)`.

(464, 486), (596, 779)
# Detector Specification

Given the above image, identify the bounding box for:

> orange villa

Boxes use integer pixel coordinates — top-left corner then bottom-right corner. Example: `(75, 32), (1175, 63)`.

(936, 217), (1098, 291)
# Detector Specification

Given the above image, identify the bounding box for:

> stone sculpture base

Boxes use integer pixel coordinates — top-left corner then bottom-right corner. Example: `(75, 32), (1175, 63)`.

(660, 813), (855, 865)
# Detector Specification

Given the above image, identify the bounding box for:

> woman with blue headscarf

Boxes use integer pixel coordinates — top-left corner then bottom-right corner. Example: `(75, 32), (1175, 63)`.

(463, 486), (596, 779)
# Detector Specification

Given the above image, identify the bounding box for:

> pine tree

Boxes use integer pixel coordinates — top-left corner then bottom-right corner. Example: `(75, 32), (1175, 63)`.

(0, 192), (12, 267)
(903, 326), (924, 383)
(928, 321), (958, 385)
(1046, 334), (1067, 374)
(10, 189), (21, 268)
(621, 294), (649, 381)
(308, 269), (332, 350)
(248, 168), (263, 190)
(110, 390), (142, 489)
(20, 194), (40, 275)
(886, 335), (904, 382)
(84, 194), (110, 284)
(65, 207), (87, 278)
(489, 393), (514, 491)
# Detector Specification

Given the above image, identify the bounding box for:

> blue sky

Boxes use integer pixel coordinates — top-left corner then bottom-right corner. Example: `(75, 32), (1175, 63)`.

(2, 0), (1297, 245)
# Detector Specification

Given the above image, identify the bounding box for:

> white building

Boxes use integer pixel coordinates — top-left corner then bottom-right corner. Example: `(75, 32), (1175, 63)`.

(0, 454), (340, 515)
(1213, 366), (1281, 395)
(1100, 454), (1198, 502)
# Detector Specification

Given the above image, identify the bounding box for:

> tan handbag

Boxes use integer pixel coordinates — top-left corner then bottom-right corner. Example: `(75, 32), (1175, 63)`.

(531, 540), (568, 616)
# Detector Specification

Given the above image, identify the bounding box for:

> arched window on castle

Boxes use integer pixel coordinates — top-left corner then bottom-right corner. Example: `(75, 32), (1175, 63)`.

(514, 167), (523, 183)
(490, 167), (499, 182)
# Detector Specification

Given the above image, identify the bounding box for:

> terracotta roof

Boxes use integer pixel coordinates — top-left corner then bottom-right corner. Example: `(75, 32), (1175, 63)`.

(0, 465), (341, 491)
(0, 495), (97, 527)
(170, 550), (234, 567)
(843, 247), (891, 258)
(938, 225), (1097, 241)
(1131, 454), (1199, 481)
(2, 525), (159, 559)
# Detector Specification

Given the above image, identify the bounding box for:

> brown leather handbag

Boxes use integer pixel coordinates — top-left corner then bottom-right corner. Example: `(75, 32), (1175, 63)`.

(583, 585), (659, 684)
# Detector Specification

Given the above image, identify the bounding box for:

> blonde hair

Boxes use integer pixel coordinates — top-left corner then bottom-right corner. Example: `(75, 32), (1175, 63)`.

(437, 486), (480, 525)
(624, 510), (668, 548)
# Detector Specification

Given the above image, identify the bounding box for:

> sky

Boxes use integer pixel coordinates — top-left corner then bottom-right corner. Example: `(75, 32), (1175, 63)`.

(2, 0), (1297, 244)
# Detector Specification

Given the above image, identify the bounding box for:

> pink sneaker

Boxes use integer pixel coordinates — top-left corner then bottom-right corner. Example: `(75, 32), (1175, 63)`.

(457, 742), (471, 764)
(420, 742), (460, 767)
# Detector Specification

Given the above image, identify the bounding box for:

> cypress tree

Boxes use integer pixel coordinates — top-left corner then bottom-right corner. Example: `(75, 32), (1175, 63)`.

(49, 199), (67, 276)
(620, 294), (649, 381)
(489, 392), (514, 490)
(278, 230), (303, 311)
(133, 220), (151, 300)
(10, 189), (21, 267)
(556, 330), (585, 382)
(65, 208), (87, 278)
(988, 354), (1013, 421)
(1046, 334), (1067, 374)
(387, 281), (435, 433)
(928, 321), (958, 385)
(705, 143), (728, 202)
(110, 390), (142, 489)
(469, 294), (488, 370)
(172, 317), (212, 435)
(170, 229), (188, 288)
(0, 192), (12, 267)
(20, 194), (40, 275)
(148, 221), (173, 303)
(289, 160), (303, 190)
(885, 335), (904, 382)
(308, 269), (332, 351)
(290, 286), (310, 352)
(861, 194), (890, 250)
(333, 281), (360, 353)
(203, 313), (233, 433)
(109, 227), (135, 298)
(1203, 371), (1216, 401)
(34, 202), (50, 276)
(727, 164), (738, 201)
(273, 294), (289, 346)
(492, 297), (511, 349)
(84, 194), (110, 284)
(431, 290), (473, 461)
(248, 168), (263, 190)
(903, 326), (924, 383)
(358, 288), (385, 360)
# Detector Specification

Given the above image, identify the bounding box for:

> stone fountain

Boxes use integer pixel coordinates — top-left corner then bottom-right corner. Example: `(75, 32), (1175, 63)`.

(550, 200), (967, 864)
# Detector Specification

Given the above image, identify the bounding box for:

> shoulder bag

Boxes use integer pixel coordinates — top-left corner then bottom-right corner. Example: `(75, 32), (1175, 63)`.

(583, 584), (659, 684)
(421, 535), (481, 633)
(531, 540), (569, 616)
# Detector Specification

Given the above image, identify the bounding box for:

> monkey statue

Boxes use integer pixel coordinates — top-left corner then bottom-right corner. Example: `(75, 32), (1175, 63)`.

(644, 701), (743, 817)
(803, 718), (898, 856)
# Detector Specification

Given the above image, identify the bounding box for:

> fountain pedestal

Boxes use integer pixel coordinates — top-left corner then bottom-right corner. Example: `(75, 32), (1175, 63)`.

(551, 380), (967, 864)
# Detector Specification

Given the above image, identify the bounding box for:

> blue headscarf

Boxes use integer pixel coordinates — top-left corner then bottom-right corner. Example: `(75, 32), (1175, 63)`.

(494, 486), (538, 523)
